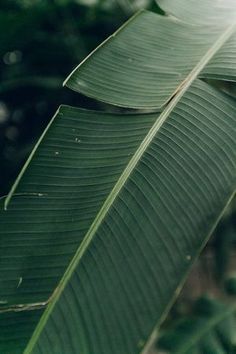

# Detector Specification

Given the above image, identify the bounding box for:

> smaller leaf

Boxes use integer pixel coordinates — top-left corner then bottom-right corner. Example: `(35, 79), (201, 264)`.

(157, 297), (236, 354)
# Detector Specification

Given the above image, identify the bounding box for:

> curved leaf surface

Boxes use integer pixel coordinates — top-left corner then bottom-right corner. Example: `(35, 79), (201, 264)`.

(0, 108), (158, 352)
(25, 80), (236, 353)
(156, 0), (236, 26)
(65, 10), (236, 109)
(1, 108), (157, 306)
(3, 80), (235, 354)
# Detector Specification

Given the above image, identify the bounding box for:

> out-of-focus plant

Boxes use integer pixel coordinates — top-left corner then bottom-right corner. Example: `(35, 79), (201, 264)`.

(157, 295), (236, 354)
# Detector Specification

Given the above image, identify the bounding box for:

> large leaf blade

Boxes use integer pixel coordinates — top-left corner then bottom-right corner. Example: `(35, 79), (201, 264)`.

(0, 108), (157, 307)
(24, 81), (236, 353)
(0, 108), (159, 352)
(0, 310), (43, 354)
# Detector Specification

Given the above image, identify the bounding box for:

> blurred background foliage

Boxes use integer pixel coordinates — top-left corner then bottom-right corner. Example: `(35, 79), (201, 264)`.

(0, 1), (236, 352)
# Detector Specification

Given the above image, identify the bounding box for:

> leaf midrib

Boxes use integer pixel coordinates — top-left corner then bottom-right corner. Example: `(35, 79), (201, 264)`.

(24, 19), (236, 353)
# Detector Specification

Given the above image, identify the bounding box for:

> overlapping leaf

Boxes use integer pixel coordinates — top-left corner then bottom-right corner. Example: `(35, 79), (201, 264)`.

(65, 9), (236, 109)
(156, 0), (236, 25)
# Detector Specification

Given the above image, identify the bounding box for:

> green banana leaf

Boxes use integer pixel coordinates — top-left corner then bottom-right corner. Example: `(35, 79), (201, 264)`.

(64, 9), (236, 108)
(1, 1), (236, 353)
(156, 0), (236, 25)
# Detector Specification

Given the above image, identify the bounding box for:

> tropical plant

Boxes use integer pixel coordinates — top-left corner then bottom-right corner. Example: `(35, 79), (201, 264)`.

(157, 296), (236, 353)
(1, 0), (236, 353)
